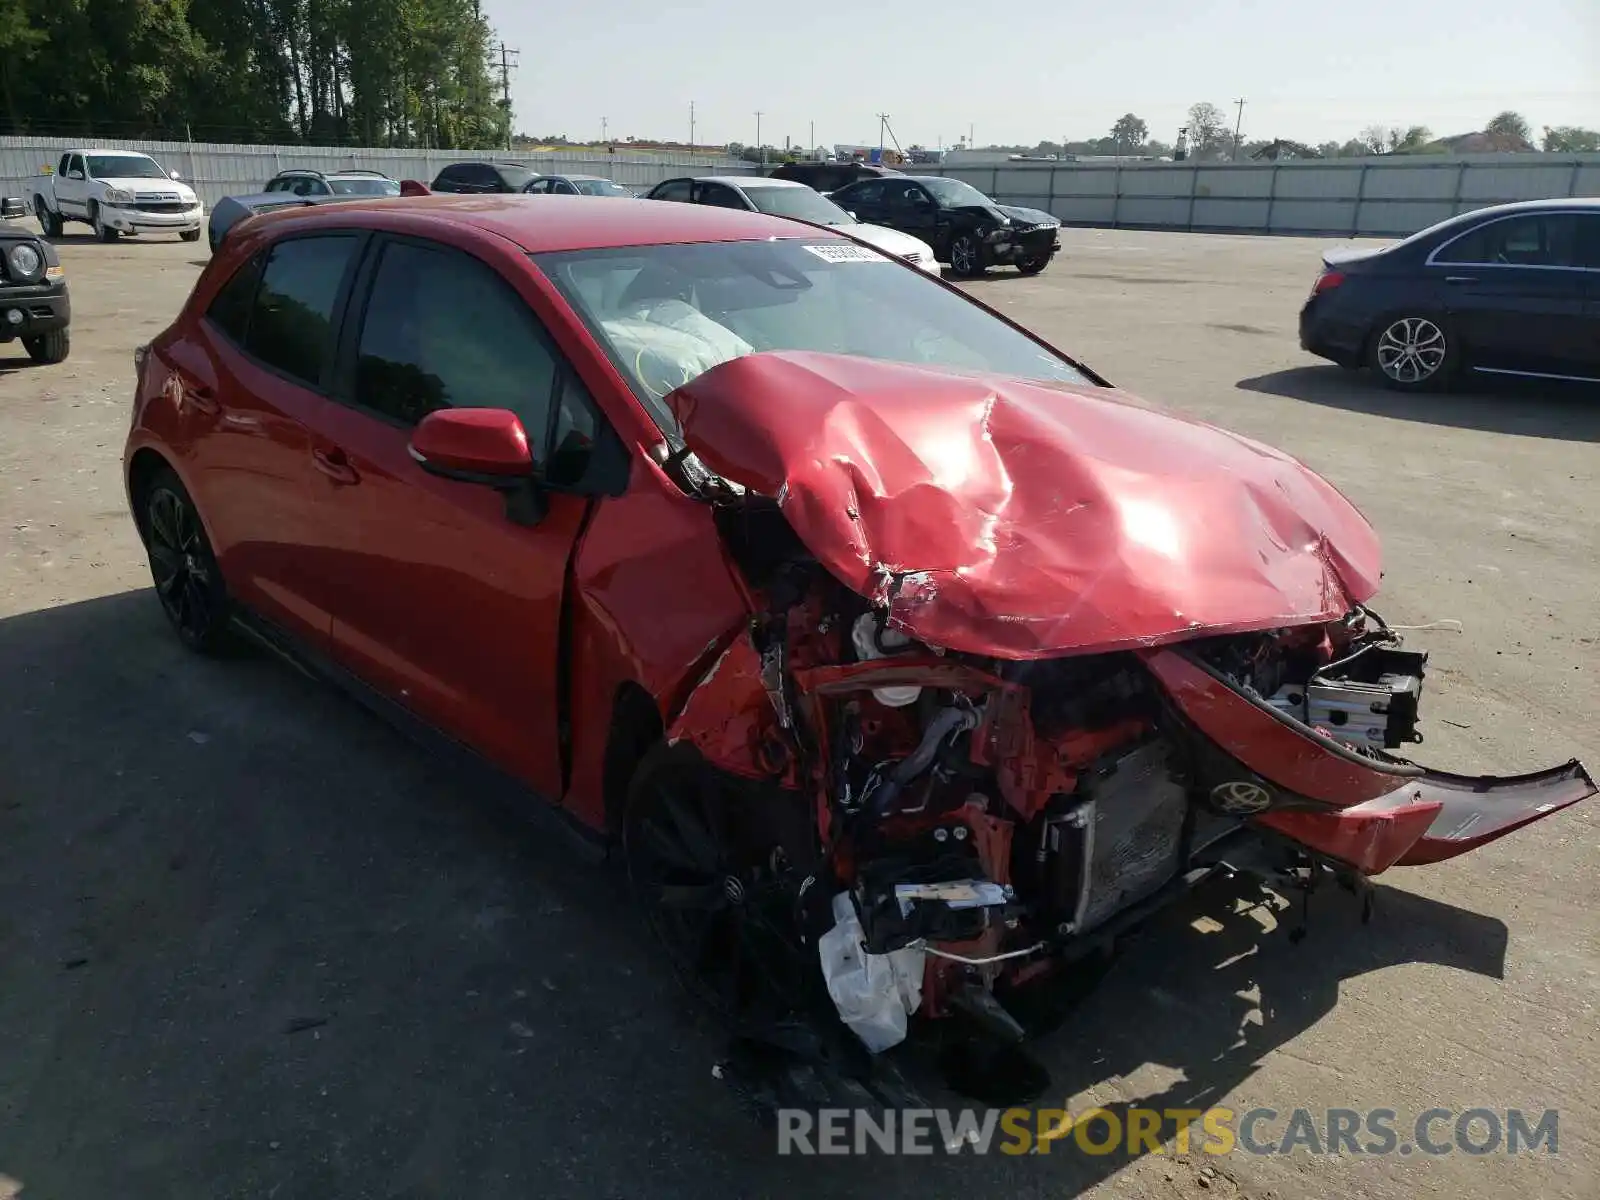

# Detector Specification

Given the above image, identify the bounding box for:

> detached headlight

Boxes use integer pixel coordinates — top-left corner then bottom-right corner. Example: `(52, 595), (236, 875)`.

(104, 187), (135, 205)
(7, 241), (43, 281)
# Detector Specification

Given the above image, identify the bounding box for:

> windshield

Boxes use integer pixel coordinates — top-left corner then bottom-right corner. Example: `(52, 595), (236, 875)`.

(575, 178), (632, 196)
(500, 167), (538, 190)
(88, 154), (168, 180)
(741, 185), (852, 225)
(535, 239), (1089, 433)
(330, 177), (401, 195)
(919, 177), (992, 208)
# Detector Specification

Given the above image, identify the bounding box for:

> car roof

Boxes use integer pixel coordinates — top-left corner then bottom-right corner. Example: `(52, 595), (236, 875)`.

(702, 176), (805, 188)
(1455, 197), (1600, 215)
(249, 193), (849, 252)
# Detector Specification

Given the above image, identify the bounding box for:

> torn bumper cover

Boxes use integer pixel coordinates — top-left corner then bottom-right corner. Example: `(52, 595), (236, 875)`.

(1143, 647), (1597, 873)
(1254, 761), (1597, 874)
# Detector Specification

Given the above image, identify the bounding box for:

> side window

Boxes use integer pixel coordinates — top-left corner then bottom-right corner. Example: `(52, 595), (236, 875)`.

(848, 181), (884, 207)
(525, 179), (549, 194)
(66, 154), (84, 179)
(57, 153), (70, 175)
(265, 178), (288, 193)
(1577, 214), (1600, 270)
(554, 180), (579, 195)
(243, 235), (360, 387)
(697, 184), (748, 209)
(652, 180), (692, 202)
(468, 165), (502, 192)
(206, 252), (265, 345)
(434, 165), (467, 192)
(353, 240), (558, 449)
(547, 372), (604, 488)
(886, 183), (930, 214)
(1437, 214), (1582, 267)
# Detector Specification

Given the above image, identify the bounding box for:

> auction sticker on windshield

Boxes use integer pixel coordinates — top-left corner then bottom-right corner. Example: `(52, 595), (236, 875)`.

(802, 242), (890, 264)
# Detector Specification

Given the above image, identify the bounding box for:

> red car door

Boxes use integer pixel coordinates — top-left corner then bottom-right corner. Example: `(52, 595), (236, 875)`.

(305, 234), (614, 800)
(171, 232), (365, 650)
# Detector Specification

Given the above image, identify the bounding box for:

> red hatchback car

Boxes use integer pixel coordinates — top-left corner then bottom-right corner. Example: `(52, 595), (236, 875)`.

(125, 196), (1593, 1095)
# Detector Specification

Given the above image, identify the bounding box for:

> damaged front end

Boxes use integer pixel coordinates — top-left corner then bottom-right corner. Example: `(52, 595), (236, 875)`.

(639, 351), (1596, 1100)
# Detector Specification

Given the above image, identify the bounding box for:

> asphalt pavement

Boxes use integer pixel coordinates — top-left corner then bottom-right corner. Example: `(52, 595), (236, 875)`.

(1, 223), (1595, 1199)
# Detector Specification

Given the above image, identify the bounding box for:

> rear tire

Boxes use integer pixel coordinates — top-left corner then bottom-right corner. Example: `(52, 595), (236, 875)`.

(180, 228), (200, 242)
(1367, 313), (1456, 392)
(22, 329), (69, 364)
(89, 201), (117, 242)
(138, 467), (235, 655)
(34, 197), (63, 239)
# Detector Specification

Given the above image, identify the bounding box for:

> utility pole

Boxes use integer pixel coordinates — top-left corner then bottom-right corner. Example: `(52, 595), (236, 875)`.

(877, 113), (888, 154)
(488, 41), (519, 152)
(809, 120), (814, 158)
(689, 100), (695, 150)
(601, 116), (608, 145)
(1232, 97), (1247, 161)
(755, 111), (763, 165)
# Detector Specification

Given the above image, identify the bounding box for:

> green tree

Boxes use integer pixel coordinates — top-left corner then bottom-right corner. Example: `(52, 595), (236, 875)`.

(0, 0), (503, 147)
(1109, 113), (1148, 151)
(1184, 101), (1229, 160)
(1542, 125), (1600, 152)
(1485, 110), (1531, 143)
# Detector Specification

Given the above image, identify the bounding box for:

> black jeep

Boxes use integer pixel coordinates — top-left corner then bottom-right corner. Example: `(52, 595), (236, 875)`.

(1, 196), (69, 364)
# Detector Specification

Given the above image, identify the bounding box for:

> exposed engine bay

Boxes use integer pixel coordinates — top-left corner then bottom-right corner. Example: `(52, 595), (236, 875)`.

(652, 488), (1477, 1075)
(634, 358), (1596, 1104)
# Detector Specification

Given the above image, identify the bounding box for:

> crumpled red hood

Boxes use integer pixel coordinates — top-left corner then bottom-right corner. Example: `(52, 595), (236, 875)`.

(669, 351), (1381, 659)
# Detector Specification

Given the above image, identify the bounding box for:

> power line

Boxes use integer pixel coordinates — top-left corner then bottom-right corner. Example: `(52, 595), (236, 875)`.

(487, 41), (519, 151)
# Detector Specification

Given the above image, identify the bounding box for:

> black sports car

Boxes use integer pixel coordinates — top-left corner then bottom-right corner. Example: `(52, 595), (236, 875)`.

(828, 174), (1061, 277)
(1300, 198), (1600, 390)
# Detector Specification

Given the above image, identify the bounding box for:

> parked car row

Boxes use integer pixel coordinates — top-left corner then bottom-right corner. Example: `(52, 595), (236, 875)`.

(14, 145), (1598, 388)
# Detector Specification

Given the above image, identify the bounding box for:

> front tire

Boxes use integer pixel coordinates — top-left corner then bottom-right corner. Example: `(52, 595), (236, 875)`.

(623, 743), (809, 1030)
(948, 232), (986, 278)
(180, 228), (201, 242)
(34, 197), (63, 239)
(22, 329), (69, 364)
(1368, 314), (1455, 392)
(89, 201), (118, 242)
(1015, 254), (1049, 276)
(139, 467), (234, 654)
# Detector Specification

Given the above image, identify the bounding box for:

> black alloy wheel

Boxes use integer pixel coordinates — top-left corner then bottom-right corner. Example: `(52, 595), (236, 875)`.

(949, 232), (986, 277)
(142, 468), (233, 653)
(624, 745), (809, 1030)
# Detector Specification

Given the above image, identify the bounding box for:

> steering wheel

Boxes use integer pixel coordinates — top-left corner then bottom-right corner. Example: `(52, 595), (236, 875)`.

(633, 345), (696, 399)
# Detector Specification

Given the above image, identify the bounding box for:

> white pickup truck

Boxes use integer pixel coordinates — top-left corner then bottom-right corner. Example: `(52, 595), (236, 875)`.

(30, 148), (203, 243)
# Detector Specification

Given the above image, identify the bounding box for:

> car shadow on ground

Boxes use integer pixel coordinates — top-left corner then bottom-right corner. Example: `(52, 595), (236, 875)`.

(1238, 366), (1600, 442)
(0, 590), (1510, 1199)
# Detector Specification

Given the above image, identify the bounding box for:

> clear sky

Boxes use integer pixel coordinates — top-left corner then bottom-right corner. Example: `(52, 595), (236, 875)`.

(483, 0), (1598, 150)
